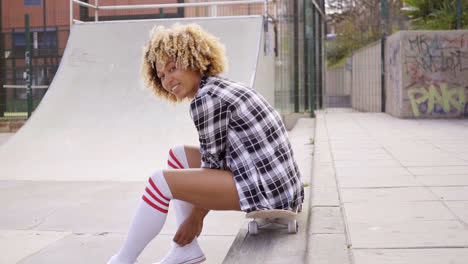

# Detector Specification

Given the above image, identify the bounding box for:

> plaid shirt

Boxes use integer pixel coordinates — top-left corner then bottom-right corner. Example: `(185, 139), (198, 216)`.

(190, 76), (304, 212)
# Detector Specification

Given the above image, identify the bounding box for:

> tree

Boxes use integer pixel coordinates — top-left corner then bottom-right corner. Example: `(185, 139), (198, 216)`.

(326, 0), (407, 67)
(403, 0), (468, 29)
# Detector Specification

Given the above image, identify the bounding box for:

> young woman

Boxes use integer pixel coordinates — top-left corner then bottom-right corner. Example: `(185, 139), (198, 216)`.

(108, 23), (304, 264)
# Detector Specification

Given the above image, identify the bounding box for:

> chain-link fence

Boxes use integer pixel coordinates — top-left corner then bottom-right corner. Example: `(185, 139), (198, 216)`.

(1, 0), (327, 120)
(0, 25), (70, 120)
(325, 0), (410, 110)
(275, 0), (326, 114)
(325, 0), (467, 117)
(1, 0), (466, 120)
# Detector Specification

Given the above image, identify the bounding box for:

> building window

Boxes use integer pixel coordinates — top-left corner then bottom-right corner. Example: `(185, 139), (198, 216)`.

(13, 29), (58, 58)
(24, 0), (42, 6)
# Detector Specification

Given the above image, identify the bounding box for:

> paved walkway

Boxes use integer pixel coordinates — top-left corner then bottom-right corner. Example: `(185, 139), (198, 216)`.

(314, 112), (468, 264)
(3, 111), (468, 264)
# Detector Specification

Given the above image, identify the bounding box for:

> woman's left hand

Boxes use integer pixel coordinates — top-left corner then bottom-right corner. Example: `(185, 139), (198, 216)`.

(173, 214), (204, 247)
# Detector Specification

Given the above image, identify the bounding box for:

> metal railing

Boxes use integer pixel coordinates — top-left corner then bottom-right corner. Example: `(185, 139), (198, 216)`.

(3, 85), (49, 89)
(70, 0), (272, 26)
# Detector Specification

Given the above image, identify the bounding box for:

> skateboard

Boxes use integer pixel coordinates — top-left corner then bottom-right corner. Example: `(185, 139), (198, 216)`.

(245, 204), (302, 235)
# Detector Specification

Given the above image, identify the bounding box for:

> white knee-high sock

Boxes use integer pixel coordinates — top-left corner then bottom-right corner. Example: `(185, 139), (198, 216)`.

(167, 145), (193, 228)
(108, 170), (173, 264)
(152, 146), (205, 264)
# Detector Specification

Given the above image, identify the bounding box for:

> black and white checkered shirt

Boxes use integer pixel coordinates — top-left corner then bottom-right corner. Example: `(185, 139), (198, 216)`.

(190, 76), (304, 213)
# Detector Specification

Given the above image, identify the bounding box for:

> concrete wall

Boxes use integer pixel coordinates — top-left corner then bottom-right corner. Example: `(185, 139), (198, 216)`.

(386, 30), (468, 118)
(386, 32), (404, 117)
(326, 66), (351, 96)
(325, 64), (351, 107)
(351, 41), (382, 112)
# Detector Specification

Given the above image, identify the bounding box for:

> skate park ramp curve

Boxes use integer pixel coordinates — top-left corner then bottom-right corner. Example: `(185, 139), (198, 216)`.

(0, 16), (266, 182)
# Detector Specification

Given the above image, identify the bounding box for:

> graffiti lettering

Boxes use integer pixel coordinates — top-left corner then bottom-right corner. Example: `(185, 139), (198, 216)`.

(465, 101), (468, 117)
(405, 34), (468, 83)
(408, 84), (466, 117)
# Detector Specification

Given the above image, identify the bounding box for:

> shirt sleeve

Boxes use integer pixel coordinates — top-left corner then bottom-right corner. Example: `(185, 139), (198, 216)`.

(190, 93), (231, 170)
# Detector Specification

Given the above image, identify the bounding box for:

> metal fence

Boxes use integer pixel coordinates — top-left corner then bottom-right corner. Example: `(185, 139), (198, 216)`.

(72, 0), (274, 22)
(324, 0), (466, 113)
(324, 59), (351, 108)
(0, 0), (326, 119)
(275, 0), (326, 114)
(351, 41), (382, 112)
(0, 0), (466, 120)
(0, 25), (70, 120)
(71, 0), (326, 115)
(324, 0), (393, 111)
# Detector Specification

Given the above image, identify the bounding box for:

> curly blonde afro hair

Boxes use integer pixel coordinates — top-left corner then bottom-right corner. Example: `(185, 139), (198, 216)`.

(141, 23), (228, 103)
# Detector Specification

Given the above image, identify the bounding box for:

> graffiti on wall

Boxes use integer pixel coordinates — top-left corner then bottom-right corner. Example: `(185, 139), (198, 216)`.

(405, 34), (468, 79)
(403, 33), (468, 117)
(408, 83), (467, 117)
(387, 38), (402, 111)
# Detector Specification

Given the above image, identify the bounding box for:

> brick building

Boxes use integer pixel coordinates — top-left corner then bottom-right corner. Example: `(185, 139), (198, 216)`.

(0, 0), (184, 117)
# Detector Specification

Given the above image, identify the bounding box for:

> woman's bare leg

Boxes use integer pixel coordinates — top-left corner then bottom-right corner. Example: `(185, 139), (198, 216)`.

(168, 145), (241, 211)
(163, 168), (241, 211)
(108, 146), (240, 264)
(155, 145), (207, 264)
(183, 145), (201, 168)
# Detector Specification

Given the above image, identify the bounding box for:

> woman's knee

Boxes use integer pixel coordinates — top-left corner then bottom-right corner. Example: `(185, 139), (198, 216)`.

(183, 145), (201, 168)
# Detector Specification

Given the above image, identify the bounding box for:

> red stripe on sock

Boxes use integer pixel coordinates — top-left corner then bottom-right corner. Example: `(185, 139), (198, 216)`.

(168, 160), (179, 169)
(142, 195), (168, 213)
(145, 187), (170, 207)
(148, 177), (171, 202)
(169, 149), (185, 169)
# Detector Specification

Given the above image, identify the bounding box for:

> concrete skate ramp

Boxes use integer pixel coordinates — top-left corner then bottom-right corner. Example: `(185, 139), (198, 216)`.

(0, 16), (264, 181)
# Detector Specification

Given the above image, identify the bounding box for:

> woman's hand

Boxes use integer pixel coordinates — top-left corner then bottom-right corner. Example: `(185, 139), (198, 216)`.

(173, 208), (208, 246)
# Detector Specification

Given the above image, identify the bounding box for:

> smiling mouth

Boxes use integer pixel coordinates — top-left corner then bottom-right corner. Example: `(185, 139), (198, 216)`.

(171, 84), (180, 93)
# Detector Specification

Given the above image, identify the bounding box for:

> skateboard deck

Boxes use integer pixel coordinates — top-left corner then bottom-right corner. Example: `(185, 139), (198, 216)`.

(245, 205), (301, 235)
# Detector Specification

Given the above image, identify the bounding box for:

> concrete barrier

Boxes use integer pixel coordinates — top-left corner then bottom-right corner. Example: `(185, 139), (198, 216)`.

(325, 64), (351, 108)
(351, 41), (382, 112)
(386, 30), (468, 118)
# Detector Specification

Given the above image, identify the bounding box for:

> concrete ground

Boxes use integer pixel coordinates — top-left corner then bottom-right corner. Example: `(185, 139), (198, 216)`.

(0, 129), (245, 263)
(3, 110), (468, 264)
(0, 117), (315, 264)
(313, 111), (468, 264)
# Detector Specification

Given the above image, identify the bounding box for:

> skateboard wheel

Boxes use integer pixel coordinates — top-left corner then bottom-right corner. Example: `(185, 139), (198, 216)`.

(288, 220), (298, 234)
(248, 221), (259, 235)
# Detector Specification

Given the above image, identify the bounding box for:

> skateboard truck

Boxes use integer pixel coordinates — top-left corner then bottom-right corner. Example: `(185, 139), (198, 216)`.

(246, 204), (302, 235)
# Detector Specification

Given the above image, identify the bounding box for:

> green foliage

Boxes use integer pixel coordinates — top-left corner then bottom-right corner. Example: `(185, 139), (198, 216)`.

(403, 0), (468, 29)
(326, 24), (380, 68)
(6, 99), (41, 112)
(326, 40), (352, 68)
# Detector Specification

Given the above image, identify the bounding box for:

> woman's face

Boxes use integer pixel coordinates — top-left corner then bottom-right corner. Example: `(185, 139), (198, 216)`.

(156, 60), (201, 100)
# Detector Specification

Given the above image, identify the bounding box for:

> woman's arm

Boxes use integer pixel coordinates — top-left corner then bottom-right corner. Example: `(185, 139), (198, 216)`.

(190, 93), (231, 170)
(173, 207), (210, 246)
